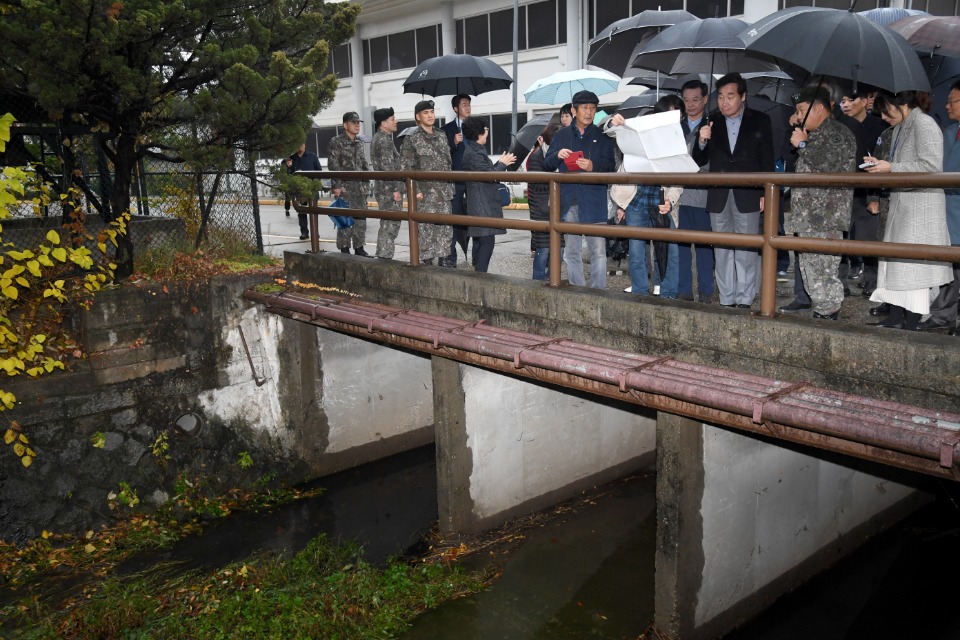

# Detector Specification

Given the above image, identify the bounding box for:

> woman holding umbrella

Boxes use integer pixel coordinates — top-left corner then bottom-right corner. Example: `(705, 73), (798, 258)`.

(862, 91), (954, 330)
(461, 116), (516, 273)
(526, 123), (561, 281)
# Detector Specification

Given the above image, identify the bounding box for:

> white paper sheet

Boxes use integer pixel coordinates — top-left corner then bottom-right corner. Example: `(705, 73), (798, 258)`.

(611, 110), (700, 174)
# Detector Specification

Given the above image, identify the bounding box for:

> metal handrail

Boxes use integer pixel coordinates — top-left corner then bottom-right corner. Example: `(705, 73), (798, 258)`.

(294, 169), (960, 318)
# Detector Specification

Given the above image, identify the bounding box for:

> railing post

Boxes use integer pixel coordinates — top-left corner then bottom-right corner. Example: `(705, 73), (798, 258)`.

(548, 178), (563, 288)
(759, 182), (780, 318)
(407, 177), (420, 267)
(309, 198), (320, 254)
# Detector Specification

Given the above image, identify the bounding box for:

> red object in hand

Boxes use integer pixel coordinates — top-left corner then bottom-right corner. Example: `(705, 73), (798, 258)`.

(564, 150), (584, 171)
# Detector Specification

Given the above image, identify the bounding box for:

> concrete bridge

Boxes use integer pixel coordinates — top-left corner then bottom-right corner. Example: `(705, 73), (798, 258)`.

(242, 248), (959, 640)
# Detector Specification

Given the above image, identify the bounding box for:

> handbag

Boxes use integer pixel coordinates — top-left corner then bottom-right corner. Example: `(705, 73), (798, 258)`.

(498, 183), (511, 207)
(327, 196), (354, 229)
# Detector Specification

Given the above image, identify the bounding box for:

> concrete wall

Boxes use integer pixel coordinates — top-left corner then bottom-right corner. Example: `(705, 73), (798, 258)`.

(284, 253), (960, 414)
(433, 357), (656, 534)
(0, 276), (433, 541)
(655, 414), (928, 640)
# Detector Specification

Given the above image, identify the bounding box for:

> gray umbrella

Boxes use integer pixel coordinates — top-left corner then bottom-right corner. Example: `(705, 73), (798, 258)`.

(506, 113), (556, 171)
(740, 7), (930, 94)
(615, 91), (679, 119)
(587, 9), (697, 77)
(630, 17), (781, 78)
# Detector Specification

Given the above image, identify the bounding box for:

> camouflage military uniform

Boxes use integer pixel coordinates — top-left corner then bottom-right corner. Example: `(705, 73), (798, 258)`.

(371, 130), (405, 258)
(327, 133), (369, 252)
(787, 116), (857, 315)
(400, 126), (453, 262)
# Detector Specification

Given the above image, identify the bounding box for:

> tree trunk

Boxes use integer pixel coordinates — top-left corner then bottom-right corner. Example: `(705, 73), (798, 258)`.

(103, 132), (137, 280)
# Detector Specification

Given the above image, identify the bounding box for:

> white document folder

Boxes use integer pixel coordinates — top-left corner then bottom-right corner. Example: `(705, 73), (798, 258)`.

(612, 110), (700, 174)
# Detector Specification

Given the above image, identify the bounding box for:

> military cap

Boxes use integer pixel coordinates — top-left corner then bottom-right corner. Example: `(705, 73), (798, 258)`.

(414, 100), (435, 114)
(342, 111), (362, 123)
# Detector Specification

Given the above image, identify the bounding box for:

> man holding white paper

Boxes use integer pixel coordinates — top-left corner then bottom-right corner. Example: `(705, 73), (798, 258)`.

(543, 90), (616, 289)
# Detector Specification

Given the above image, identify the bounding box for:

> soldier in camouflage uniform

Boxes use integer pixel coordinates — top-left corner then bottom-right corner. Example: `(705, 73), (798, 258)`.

(400, 100), (454, 264)
(328, 111), (371, 256)
(371, 107), (404, 259)
(786, 86), (857, 320)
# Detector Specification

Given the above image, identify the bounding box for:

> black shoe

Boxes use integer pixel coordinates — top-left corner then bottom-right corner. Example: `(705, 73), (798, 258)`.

(949, 327), (959, 336)
(736, 303), (752, 309)
(678, 293), (694, 301)
(422, 258), (434, 265)
(877, 317), (904, 329)
(843, 286), (851, 297)
(354, 247), (371, 257)
(916, 318), (950, 331)
(868, 303), (891, 316)
(299, 233), (309, 240)
(813, 310), (839, 320)
(861, 287), (875, 296)
(720, 303), (735, 308)
(285, 209), (291, 217)
(340, 247), (350, 254)
(778, 300), (812, 313)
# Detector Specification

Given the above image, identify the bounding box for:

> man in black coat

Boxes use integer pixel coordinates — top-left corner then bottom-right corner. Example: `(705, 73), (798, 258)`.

(692, 73), (774, 308)
(441, 93), (472, 267)
(286, 143), (322, 241)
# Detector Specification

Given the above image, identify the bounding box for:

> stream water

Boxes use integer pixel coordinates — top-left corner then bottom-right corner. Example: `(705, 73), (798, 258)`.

(5, 445), (960, 639)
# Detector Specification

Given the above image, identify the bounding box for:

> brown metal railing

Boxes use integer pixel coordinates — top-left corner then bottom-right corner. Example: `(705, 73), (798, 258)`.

(295, 169), (960, 318)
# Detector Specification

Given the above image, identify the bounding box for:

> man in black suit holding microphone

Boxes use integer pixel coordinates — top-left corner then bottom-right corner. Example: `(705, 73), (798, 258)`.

(692, 72), (774, 309)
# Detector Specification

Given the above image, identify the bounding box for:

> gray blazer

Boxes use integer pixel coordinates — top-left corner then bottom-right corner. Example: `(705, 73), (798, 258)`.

(462, 140), (507, 238)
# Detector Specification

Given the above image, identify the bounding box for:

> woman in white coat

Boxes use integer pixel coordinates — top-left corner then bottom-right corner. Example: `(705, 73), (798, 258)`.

(863, 91), (954, 330)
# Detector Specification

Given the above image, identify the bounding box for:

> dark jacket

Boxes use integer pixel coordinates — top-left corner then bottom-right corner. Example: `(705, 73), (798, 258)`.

(462, 140), (507, 238)
(691, 107), (773, 213)
(290, 150), (322, 173)
(543, 123), (616, 223)
(526, 145), (551, 250)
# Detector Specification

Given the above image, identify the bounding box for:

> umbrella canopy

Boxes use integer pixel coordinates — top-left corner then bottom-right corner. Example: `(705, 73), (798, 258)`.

(743, 70), (802, 105)
(402, 54), (513, 97)
(587, 9), (697, 76)
(858, 7), (929, 27)
(631, 17), (782, 77)
(626, 70), (696, 91)
(505, 113), (556, 171)
(740, 7), (930, 93)
(888, 15), (960, 59)
(524, 69), (621, 105)
(615, 91), (678, 119)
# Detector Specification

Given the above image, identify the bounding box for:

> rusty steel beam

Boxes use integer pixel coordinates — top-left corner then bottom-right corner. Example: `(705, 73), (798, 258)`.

(245, 289), (960, 482)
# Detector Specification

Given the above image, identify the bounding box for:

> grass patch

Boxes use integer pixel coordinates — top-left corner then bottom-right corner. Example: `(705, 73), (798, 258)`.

(3, 535), (489, 639)
(133, 239), (280, 282)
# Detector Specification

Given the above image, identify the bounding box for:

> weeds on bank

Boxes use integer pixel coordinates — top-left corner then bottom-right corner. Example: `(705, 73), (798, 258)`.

(4, 535), (489, 639)
(133, 241), (280, 282)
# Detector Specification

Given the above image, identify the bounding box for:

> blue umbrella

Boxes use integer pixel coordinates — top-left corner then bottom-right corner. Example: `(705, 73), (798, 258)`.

(524, 69), (621, 105)
(858, 7), (929, 27)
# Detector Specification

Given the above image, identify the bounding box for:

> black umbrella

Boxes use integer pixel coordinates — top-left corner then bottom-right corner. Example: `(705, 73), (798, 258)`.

(743, 70), (803, 105)
(505, 113), (556, 171)
(630, 18), (782, 79)
(859, 7), (929, 27)
(626, 69), (689, 91)
(739, 7), (930, 94)
(889, 15), (960, 59)
(402, 54), (513, 97)
(649, 189), (669, 284)
(587, 9), (697, 77)
(615, 91), (678, 119)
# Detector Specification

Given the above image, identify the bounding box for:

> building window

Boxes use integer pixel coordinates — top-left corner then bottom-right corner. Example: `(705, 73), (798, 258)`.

(362, 25), (443, 74)
(324, 43), (352, 79)
(925, 0), (958, 14)
(456, 0), (565, 55)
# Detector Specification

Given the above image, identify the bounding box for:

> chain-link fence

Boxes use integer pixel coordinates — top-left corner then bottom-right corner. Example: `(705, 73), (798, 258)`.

(1, 95), (263, 256)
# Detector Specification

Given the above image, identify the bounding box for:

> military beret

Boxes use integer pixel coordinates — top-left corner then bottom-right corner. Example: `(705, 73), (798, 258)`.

(373, 107), (394, 124)
(414, 100), (435, 114)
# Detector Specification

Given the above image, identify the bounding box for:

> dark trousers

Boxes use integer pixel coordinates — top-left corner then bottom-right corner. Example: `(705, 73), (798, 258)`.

(472, 236), (495, 272)
(677, 204), (714, 299)
(927, 257), (960, 325)
(448, 184), (467, 264)
(851, 199), (880, 287)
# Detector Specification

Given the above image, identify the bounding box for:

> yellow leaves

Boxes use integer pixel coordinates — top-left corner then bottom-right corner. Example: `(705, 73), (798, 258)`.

(2, 285), (16, 300)
(84, 543), (96, 554)
(45, 230), (60, 245)
(41, 530), (50, 539)
(26, 260), (40, 277)
(3, 429), (14, 444)
(13, 442), (24, 456)
(51, 248), (67, 263)
(21, 455), (32, 467)
(1, 391), (14, 408)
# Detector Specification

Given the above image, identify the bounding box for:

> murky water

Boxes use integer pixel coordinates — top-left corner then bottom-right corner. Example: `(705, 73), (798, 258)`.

(400, 474), (657, 640)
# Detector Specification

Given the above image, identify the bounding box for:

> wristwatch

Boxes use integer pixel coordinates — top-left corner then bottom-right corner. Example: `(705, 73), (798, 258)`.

(797, 141), (806, 149)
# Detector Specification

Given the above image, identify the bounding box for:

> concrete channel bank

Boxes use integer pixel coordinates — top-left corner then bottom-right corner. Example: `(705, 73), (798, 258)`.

(283, 251), (953, 640)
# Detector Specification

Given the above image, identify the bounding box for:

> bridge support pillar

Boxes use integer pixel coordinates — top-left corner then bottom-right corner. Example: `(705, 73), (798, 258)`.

(432, 356), (657, 535)
(654, 413), (929, 640)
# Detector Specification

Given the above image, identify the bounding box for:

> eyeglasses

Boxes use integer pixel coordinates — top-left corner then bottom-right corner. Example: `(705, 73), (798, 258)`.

(947, 98), (960, 106)
(683, 96), (706, 103)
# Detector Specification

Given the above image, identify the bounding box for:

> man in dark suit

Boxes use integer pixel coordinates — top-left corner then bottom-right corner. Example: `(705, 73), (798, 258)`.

(441, 93), (472, 267)
(677, 79), (714, 303)
(692, 72), (774, 308)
